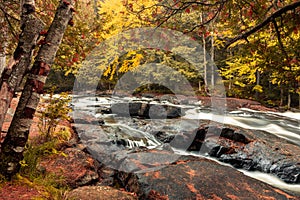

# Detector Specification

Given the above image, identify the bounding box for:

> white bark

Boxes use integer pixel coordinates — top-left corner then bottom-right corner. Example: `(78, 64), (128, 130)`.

(210, 29), (215, 89)
(201, 14), (207, 93)
(0, 16), (7, 78)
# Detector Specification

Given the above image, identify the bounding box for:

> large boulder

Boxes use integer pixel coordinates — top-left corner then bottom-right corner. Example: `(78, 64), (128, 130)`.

(111, 102), (182, 119)
(111, 149), (299, 200)
(160, 124), (300, 184)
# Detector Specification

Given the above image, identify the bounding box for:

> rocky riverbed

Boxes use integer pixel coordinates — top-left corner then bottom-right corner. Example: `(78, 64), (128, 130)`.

(70, 93), (300, 199)
(1, 94), (299, 199)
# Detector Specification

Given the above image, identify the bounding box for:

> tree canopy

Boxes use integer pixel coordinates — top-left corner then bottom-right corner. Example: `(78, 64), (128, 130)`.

(73, 0), (300, 108)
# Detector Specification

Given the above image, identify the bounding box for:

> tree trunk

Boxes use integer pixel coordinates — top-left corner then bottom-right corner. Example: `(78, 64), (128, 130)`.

(287, 89), (291, 110)
(0, 16), (7, 78)
(198, 80), (201, 92)
(280, 86), (284, 106)
(298, 92), (300, 110)
(93, 0), (99, 18)
(0, 1), (44, 132)
(0, 0), (74, 179)
(200, 14), (208, 94)
(210, 28), (215, 90)
(255, 70), (260, 99)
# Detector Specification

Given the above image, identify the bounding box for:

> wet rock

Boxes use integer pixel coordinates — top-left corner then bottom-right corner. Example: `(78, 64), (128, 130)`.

(219, 127), (251, 144)
(164, 105), (182, 118)
(97, 118), (105, 125)
(151, 131), (174, 143)
(65, 186), (137, 200)
(73, 112), (104, 125)
(96, 107), (112, 114)
(111, 102), (183, 119)
(272, 163), (300, 183)
(39, 148), (99, 188)
(221, 139), (300, 183)
(205, 141), (232, 158)
(193, 125), (300, 184)
(111, 102), (142, 117)
(154, 144), (174, 152)
(141, 93), (155, 98)
(112, 150), (299, 200)
(158, 94), (180, 105)
(161, 124), (300, 184)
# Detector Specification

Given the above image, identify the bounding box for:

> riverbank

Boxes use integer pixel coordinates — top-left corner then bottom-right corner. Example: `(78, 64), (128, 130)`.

(1, 94), (299, 199)
(95, 90), (279, 112)
(0, 95), (138, 199)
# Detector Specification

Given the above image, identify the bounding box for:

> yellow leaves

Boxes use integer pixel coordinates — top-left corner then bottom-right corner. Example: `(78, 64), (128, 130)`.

(103, 64), (111, 77)
(98, 0), (158, 39)
(214, 38), (226, 49)
(252, 85), (263, 93)
(119, 60), (129, 73)
(118, 52), (144, 72)
(234, 81), (246, 87)
(16, 174), (34, 187)
(131, 53), (144, 69)
(19, 160), (29, 167)
(102, 51), (144, 80)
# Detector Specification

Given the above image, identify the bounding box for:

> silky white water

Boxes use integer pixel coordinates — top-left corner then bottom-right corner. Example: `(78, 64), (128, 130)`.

(72, 96), (300, 194)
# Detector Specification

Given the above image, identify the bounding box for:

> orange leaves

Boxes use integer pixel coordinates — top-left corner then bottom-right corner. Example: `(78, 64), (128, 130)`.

(39, 30), (48, 36)
(198, 30), (210, 38)
(293, 27), (298, 34)
(71, 53), (79, 63)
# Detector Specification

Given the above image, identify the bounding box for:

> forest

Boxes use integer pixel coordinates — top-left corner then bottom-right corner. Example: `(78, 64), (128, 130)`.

(0, 0), (299, 199)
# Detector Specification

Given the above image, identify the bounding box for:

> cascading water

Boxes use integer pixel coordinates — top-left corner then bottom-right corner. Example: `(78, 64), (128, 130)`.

(71, 95), (300, 194)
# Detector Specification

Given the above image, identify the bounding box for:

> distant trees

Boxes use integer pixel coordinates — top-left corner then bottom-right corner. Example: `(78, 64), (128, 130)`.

(90, 0), (300, 108)
(132, 0), (300, 108)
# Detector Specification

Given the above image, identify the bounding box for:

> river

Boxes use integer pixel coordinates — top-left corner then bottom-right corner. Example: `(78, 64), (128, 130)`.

(71, 95), (300, 194)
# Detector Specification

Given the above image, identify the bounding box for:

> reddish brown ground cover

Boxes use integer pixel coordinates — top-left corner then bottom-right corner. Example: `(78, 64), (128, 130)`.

(0, 182), (41, 200)
(0, 96), (138, 199)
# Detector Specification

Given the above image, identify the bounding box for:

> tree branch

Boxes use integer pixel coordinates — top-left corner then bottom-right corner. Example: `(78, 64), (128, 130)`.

(272, 18), (288, 60)
(225, 1), (300, 48)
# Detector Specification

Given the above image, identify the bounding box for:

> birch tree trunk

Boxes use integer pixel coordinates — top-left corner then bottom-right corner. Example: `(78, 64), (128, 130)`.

(210, 25), (215, 89)
(0, 16), (7, 78)
(0, 0), (74, 179)
(200, 14), (208, 94)
(0, 0), (43, 132)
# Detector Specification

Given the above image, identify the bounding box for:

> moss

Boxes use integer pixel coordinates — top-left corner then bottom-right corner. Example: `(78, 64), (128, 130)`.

(0, 92), (74, 199)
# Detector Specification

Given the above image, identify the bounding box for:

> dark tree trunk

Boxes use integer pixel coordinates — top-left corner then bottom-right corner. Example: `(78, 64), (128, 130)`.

(255, 70), (260, 99)
(280, 87), (284, 106)
(0, 0), (74, 179)
(287, 89), (291, 110)
(0, 1), (44, 132)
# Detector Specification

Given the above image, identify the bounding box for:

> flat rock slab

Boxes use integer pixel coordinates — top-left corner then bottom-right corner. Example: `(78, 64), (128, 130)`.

(65, 186), (137, 200)
(155, 123), (300, 184)
(113, 152), (299, 200)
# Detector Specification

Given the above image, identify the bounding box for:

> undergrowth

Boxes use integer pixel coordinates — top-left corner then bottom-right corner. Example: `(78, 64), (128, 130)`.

(15, 91), (72, 199)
